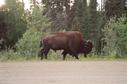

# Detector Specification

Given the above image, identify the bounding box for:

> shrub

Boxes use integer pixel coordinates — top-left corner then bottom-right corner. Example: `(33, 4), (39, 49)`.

(103, 16), (127, 57)
(16, 28), (44, 58)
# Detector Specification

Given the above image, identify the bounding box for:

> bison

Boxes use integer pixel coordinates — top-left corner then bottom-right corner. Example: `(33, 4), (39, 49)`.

(39, 31), (93, 60)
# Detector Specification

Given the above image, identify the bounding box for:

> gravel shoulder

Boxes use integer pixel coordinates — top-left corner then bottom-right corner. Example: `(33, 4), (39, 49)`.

(0, 61), (127, 84)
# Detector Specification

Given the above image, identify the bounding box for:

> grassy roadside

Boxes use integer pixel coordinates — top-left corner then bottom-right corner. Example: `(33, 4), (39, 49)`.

(0, 53), (127, 62)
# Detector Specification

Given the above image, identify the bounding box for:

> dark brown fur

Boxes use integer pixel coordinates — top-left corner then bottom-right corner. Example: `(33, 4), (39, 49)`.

(39, 31), (93, 60)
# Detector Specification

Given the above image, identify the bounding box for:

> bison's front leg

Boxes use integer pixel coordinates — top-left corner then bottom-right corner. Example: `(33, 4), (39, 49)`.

(71, 50), (79, 60)
(62, 51), (67, 60)
(74, 55), (79, 60)
(84, 53), (87, 57)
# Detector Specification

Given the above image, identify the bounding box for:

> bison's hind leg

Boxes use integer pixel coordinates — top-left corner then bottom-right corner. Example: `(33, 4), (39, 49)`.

(39, 48), (50, 60)
(43, 47), (50, 59)
(38, 48), (44, 60)
(41, 48), (44, 60)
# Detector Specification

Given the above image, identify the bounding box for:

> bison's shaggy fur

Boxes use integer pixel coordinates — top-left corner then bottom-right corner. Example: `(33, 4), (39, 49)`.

(39, 31), (93, 60)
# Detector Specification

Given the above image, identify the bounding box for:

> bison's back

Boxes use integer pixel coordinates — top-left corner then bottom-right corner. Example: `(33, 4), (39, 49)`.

(43, 34), (69, 50)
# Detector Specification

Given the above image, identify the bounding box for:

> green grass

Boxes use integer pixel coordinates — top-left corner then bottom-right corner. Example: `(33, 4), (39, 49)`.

(0, 50), (38, 62)
(0, 50), (127, 62)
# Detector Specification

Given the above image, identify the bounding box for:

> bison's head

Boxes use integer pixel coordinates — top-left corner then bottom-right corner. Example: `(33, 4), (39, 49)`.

(83, 40), (93, 54)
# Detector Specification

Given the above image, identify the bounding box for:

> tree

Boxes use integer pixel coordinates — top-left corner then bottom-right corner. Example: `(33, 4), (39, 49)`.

(104, 0), (125, 19)
(5, 0), (27, 47)
(16, 1), (50, 57)
(82, 0), (89, 37)
(42, 0), (70, 31)
(103, 16), (127, 57)
(0, 6), (7, 50)
(88, 0), (99, 54)
(42, 0), (88, 34)
(26, 0), (50, 31)
(70, 0), (88, 32)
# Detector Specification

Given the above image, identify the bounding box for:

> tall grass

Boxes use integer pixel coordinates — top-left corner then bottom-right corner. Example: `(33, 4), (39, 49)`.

(0, 50), (37, 62)
(0, 50), (127, 62)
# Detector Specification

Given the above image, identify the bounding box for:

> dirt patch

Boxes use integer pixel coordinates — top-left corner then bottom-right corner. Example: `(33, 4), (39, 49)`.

(0, 61), (127, 84)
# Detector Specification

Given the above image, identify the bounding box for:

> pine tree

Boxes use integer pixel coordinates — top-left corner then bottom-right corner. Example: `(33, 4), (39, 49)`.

(105, 0), (125, 19)
(70, 0), (84, 30)
(82, 0), (88, 37)
(5, 0), (27, 47)
(0, 6), (7, 49)
(42, 0), (69, 31)
(88, 0), (98, 53)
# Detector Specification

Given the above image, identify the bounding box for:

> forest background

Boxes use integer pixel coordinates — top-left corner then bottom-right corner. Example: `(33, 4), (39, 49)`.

(0, 0), (127, 61)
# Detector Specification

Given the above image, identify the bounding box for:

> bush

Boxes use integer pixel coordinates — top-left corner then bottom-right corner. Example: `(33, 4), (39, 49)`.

(103, 16), (127, 57)
(16, 28), (44, 58)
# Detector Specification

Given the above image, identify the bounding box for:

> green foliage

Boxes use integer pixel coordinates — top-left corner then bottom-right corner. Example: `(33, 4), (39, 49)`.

(0, 50), (40, 61)
(15, 3), (51, 58)
(42, 0), (70, 31)
(103, 16), (127, 57)
(5, 0), (27, 47)
(0, 0), (51, 61)
(1, 0), (127, 61)
(104, 0), (126, 19)
(16, 0), (50, 57)
(0, 10), (7, 39)
(26, 4), (50, 31)
(16, 28), (42, 57)
(71, 0), (88, 31)
(88, 0), (100, 54)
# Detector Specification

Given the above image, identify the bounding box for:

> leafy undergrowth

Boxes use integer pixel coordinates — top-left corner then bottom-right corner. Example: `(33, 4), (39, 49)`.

(0, 51), (127, 62)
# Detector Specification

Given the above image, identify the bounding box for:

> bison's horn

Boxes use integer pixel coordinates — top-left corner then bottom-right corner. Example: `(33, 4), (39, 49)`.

(86, 40), (91, 43)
